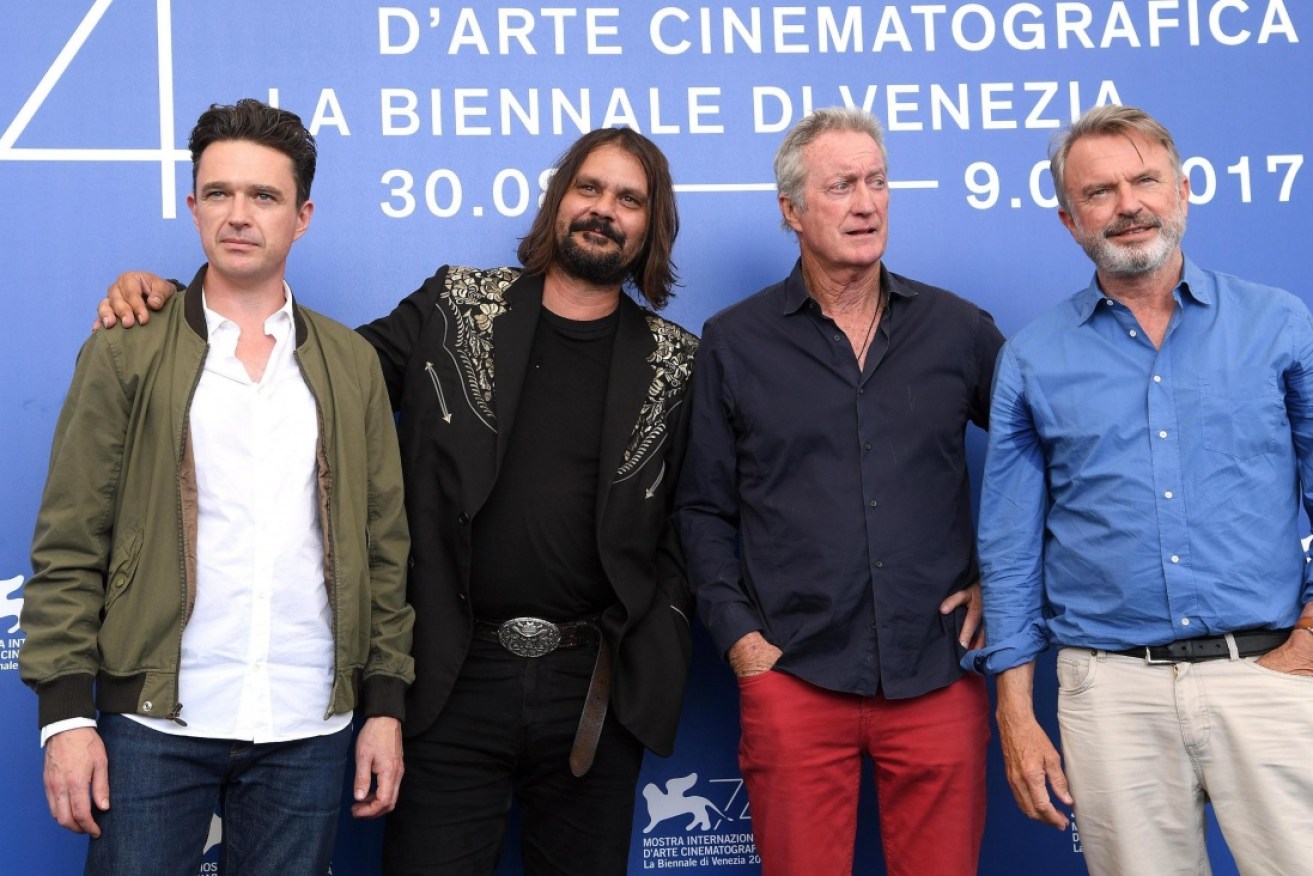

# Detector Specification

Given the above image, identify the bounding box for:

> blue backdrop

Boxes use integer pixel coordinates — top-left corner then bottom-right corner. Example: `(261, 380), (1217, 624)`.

(2, 2), (1307, 872)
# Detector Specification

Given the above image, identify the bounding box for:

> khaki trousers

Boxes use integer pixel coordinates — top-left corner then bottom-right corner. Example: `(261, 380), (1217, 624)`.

(1056, 642), (1313, 876)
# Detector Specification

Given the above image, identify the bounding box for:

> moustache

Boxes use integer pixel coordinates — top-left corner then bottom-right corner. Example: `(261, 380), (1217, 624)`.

(1103, 212), (1162, 238)
(569, 218), (624, 247)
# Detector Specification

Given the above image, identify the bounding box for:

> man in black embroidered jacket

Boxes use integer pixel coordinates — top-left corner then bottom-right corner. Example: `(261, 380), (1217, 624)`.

(100, 128), (698, 876)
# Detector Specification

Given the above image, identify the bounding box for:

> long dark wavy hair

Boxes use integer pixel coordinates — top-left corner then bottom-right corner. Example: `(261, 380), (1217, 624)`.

(516, 128), (679, 310)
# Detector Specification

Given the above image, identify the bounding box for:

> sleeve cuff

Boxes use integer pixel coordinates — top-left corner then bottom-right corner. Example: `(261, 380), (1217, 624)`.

(41, 717), (98, 748)
(703, 601), (768, 661)
(36, 674), (96, 730)
(358, 674), (408, 721)
(962, 625), (1051, 675)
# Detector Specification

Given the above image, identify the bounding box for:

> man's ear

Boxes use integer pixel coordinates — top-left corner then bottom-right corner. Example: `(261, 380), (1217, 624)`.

(779, 196), (802, 234)
(293, 199), (314, 242)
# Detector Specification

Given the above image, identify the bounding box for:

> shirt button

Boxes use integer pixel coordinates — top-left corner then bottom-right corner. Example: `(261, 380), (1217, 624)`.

(869, 499), (878, 507)
(142, 701), (153, 712)
(1104, 299), (1114, 306)
(874, 560), (884, 569)
(1170, 555), (1180, 563)
(1181, 618), (1191, 626)
(833, 334), (842, 342)
(1159, 431), (1168, 439)
(864, 442), (872, 450)
(1164, 491), (1173, 499)
(1129, 329), (1138, 338)
(1153, 375), (1162, 383)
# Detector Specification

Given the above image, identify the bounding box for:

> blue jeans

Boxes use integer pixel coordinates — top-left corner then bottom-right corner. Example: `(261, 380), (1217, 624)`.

(86, 714), (352, 876)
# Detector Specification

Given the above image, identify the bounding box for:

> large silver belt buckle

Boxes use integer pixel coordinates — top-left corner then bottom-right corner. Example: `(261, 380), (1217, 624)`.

(498, 617), (562, 657)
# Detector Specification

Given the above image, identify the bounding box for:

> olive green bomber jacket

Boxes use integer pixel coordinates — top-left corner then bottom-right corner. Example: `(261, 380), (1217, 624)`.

(21, 267), (414, 729)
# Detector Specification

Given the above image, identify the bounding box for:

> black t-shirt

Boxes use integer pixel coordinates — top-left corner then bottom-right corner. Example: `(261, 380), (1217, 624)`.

(468, 307), (619, 620)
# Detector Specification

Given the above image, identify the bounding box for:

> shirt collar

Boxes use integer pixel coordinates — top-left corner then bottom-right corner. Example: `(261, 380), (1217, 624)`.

(201, 282), (296, 342)
(778, 259), (916, 315)
(1073, 254), (1209, 325)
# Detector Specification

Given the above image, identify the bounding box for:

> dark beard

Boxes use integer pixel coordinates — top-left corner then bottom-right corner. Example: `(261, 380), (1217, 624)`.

(557, 220), (632, 286)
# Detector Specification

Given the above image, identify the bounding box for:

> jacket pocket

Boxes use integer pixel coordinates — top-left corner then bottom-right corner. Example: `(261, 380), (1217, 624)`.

(103, 524), (144, 613)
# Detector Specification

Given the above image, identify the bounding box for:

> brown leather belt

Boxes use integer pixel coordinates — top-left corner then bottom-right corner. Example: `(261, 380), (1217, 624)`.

(1108, 628), (1289, 663)
(472, 616), (611, 777)
(570, 642), (612, 778)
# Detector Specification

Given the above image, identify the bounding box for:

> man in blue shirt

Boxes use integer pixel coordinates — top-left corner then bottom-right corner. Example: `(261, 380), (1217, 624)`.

(972, 104), (1313, 874)
(677, 107), (1002, 876)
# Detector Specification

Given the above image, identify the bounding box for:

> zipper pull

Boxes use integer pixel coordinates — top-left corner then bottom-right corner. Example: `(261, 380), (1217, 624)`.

(166, 704), (188, 727)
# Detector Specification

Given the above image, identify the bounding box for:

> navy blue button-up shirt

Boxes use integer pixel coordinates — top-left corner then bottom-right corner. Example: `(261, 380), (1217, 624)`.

(676, 262), (1003, 698)
(971, 258), (1313, 675)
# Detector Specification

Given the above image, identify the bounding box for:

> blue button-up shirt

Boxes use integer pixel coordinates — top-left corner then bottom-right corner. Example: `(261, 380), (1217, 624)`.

(678, 262), (1003, 697)
(971, 258), (1313, 675)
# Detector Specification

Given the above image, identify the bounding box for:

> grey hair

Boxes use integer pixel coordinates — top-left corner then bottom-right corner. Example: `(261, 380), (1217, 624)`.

(1050, 105), (1183, 212)
(773, 107), (888, 233)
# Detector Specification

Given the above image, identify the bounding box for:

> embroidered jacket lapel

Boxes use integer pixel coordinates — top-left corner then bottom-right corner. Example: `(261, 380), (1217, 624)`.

(595, 295), (657, 522)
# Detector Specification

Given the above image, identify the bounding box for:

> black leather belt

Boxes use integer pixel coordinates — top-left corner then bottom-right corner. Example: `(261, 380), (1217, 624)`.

(473, 617), (599, 657)
(1108, 629), (1289, 663)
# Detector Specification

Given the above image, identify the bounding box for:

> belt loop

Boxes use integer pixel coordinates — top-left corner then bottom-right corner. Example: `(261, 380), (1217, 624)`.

(1224, 631), (1240, 661)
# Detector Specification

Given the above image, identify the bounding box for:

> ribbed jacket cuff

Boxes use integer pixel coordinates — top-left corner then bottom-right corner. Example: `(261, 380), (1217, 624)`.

(358, 674), (407, 722)
(37, 674), (96, 729)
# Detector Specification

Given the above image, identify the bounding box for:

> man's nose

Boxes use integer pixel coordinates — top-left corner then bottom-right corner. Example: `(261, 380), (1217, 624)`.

(226, 194), (253, 225)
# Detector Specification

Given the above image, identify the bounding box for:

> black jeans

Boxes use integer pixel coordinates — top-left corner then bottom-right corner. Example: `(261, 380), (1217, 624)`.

(383, 638), (644, 875)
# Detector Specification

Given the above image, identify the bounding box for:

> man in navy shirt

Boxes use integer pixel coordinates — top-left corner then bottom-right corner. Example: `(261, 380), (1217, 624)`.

(676, 107), (1002, 876)
(973, 105), (1313, 874)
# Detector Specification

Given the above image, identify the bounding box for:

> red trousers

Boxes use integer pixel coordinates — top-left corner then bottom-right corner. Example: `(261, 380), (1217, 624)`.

(737, 671), (988, 876)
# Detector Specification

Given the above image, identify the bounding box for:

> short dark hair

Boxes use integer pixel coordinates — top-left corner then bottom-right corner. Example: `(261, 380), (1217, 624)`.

(516, 128), (680, 310)
(189, 99), (317, 206)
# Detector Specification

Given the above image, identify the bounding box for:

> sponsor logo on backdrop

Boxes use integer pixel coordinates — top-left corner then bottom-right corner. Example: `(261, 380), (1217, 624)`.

(195, 814), (223, 874)
(1, 575), (23, 633)
(192, 814), (334, 874)
(639, 771), (759, 869)
(204, 814), (222, 855)
(0, 575), (24, 671)
(643, 773), (725, 833)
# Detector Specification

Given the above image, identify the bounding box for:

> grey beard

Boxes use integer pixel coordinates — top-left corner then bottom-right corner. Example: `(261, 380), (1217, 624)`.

(1077, 206), (1186, 278)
